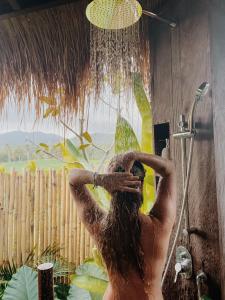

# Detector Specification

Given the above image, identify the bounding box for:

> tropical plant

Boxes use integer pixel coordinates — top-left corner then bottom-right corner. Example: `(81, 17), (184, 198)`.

(26, 160), (37, 172)
(0, 245), (75, 300)
(70, 259), (108, 300)
(0, 166), (5, 173)
(2, 266), (38, 300)
(114, 73), (155, 213)
(0, 261), (17, 300)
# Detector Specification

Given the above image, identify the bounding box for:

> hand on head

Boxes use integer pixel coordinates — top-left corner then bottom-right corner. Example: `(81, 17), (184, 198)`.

(97, 172), (141, 194)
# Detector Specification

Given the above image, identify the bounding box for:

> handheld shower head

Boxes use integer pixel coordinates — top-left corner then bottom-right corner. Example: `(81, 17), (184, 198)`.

(189, 82), (210, 131)
(195, 82), (210, 100)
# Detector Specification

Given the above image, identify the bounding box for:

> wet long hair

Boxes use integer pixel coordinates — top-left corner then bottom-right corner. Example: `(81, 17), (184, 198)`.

(98, 160), (146, 280)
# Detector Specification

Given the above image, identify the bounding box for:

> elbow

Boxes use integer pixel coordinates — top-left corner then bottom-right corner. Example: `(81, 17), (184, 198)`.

(69, 169), (80, 187)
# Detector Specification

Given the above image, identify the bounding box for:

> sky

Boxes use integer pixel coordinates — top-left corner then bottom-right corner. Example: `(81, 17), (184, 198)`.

(0, 90), (142, 138)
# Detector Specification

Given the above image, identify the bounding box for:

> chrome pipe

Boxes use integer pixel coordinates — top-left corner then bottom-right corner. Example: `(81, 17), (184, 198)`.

(142, 10), (176, 28)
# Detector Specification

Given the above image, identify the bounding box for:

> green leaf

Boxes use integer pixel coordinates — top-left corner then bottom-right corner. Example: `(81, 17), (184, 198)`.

(67, 285), (91, 300)
(66, 139), (82, 159)
(0, 165), (6, 173)
(79, 144), (91, 150)
(43, 107), (54, 118)
(133, 73), (155, 213)
(39, 143), (49, 151)
(26, 161), (37, 172)
(51, 107), (60, 117)
(115, 116), (140, 154)
(133, 72), (153, 154)
(71, 275), (107, 295)
(76, 260), (108, 282)
(39, 96), (57, 106)
(2, 266), (38, 300)
(82, 132), (92, 143)
(71, 261), (108, 298)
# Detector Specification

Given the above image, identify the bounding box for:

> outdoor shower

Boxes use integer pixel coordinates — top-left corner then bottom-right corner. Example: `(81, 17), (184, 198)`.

(162, 82), (210, 286)
(85, 0), (211, 292)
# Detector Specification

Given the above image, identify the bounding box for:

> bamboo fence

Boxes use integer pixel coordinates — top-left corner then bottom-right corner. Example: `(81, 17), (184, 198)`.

(0, 170), (94, 267)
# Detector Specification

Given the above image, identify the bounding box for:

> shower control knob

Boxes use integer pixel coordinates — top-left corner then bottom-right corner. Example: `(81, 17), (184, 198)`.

(174, 263), (182, 283)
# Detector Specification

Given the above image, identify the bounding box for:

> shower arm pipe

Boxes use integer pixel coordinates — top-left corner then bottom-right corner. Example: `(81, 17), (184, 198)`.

(142, 10), (176, 28)
(161, 136), (195, 286)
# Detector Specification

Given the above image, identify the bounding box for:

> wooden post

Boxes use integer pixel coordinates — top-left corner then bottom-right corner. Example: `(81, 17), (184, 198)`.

(38, 263), (54, 300)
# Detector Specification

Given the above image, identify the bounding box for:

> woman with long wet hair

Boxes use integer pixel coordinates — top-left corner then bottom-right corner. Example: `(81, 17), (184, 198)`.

(69, 152), (177, 300)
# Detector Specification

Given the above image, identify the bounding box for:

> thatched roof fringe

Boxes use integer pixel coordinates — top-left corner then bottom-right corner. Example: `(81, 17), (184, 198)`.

(0, 0), (166, 115)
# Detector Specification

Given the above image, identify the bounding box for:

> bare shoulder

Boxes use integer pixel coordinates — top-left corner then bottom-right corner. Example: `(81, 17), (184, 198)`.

(140, 213), (174, 237)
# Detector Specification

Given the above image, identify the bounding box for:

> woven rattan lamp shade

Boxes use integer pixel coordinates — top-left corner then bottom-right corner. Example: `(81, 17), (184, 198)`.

(86, 0), (142, 30)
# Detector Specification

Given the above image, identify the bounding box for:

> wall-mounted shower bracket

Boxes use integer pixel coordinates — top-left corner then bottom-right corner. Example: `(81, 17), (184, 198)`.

(174, 246), (192, 283)
(173, 115), (196, 139)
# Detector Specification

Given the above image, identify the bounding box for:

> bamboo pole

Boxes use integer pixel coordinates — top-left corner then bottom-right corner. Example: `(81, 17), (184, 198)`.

(72, 196), (77, 264)
(76, 210), (81, 266)
(12, 175), (18, 264)
(25, 171), (31, 258)
(4, 174), (10, 260)
(65, 177), (70, 261)
(60, 169), (66, 258)
(80, 222), (85, 264)
(21, 171), (27, 263)
(30, 173), (35, 253)
(51, 170), (57, 245)
(39, 171), (44, 255)
(56, 171), (61, 246)
(68, 187), (73, 263)
(8, 170), (15, 263)
(34, 170), (40, 262)
(43, 171), (48, 250)
(47, 170), (52, 247)
(16, 175), (22, 266)
(0, 174), (3, 264)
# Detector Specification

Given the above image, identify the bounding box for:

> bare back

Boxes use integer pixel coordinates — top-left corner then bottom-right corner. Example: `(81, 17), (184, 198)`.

(101, 213), (173, 300)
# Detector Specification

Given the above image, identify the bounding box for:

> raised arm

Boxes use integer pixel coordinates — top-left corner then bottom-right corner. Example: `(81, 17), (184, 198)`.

(69, 169), (105, 237)
(121, 152), (177, 227)
(135, 152), (176, 226)
(69, 168), (141, 236)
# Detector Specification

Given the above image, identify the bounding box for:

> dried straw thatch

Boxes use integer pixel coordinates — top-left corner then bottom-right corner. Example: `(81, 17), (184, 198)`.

(0, 0), (165, 115)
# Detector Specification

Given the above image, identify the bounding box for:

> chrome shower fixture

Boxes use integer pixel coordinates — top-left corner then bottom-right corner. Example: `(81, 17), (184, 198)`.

(173, 82), (210, 139)
(86, 0), (176, 30)
(195, 82), (210, 101)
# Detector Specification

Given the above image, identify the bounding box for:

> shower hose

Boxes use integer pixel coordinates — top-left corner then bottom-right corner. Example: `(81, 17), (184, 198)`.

(161, 136), (195, 286)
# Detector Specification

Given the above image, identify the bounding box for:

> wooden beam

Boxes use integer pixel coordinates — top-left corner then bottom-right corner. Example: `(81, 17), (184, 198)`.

(0, 0), (79, 20)
(7, 0), (20, 10)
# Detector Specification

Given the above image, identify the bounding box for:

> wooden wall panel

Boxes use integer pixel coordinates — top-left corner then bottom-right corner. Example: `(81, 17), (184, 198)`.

(210, 1), (225, 299)
(150, 0), (221, 298)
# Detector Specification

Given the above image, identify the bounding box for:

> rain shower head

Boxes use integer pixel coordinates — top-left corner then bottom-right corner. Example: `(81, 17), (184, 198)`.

(86, 0), (176, 30)
(86, 0), (142, 30)
(195, 82), (210, 100)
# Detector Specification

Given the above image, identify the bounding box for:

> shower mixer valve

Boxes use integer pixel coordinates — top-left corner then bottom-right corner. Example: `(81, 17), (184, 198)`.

(174, 246), (192, 283)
